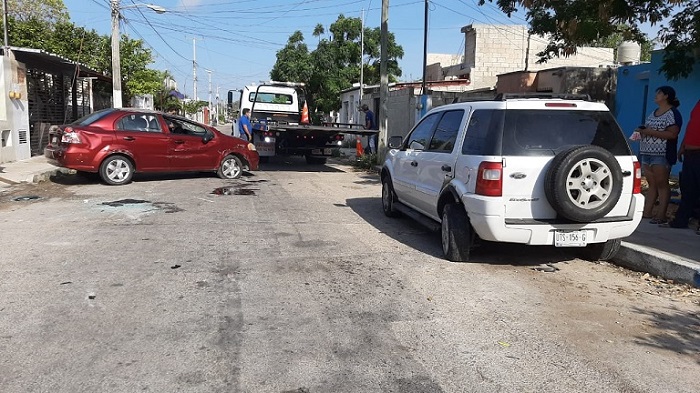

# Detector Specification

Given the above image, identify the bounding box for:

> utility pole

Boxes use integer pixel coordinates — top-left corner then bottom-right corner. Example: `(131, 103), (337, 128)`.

(192, 37), (198, 101)
(110, 0), (123, 108)
(419, 0), (431, 118)
(359, 8), (365, 119)
(2, 0), (9, 50)
(421, 0), (428, 95)
(206, 69), (212, 123)
(379, 0), (389, 160)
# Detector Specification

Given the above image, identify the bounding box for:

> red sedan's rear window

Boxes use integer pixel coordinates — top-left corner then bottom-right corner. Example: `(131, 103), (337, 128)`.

(71, 108), (118, 126)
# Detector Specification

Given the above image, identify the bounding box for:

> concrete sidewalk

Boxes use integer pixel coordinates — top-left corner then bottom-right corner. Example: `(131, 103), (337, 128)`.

(615, 220), (700, 288)
(0, 156), (72, 189)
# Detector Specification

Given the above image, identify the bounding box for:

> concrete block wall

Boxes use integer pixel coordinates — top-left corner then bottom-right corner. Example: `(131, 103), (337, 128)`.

(463, 24), (615, 91)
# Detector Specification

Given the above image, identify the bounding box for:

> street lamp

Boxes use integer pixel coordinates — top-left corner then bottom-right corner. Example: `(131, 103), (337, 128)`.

(110, 1), (166, 108)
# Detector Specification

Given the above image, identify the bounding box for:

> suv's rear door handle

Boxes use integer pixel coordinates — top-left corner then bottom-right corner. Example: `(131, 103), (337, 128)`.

(410, 161), (418, 167)
(441, 165), (452, 172)
(123, 136), (135, 141)
(174, 140), (185, 145)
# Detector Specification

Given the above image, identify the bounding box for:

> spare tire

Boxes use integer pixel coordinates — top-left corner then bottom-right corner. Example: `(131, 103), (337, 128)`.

(544, 145), (623, 222)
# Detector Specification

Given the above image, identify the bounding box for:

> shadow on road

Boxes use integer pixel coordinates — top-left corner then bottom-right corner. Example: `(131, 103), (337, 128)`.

(631, 306), (700, 364)
(49, 171), (258, 186)
(259, 156), (347, 173)
(346, 196), (578, 266)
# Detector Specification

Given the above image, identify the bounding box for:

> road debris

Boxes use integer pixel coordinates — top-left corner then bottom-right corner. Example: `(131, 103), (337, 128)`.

(532, 263), (560, 273)
(12, 195), (41, 202)
(171, 264), (181, 269)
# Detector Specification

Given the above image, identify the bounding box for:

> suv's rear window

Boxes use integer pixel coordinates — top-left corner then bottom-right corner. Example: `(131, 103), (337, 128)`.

(71, 108), (117, 126)
(461, 109), (631, 156)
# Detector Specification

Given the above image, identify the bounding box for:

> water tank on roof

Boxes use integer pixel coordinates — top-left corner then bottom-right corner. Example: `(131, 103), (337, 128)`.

(617, 41), (641, 65)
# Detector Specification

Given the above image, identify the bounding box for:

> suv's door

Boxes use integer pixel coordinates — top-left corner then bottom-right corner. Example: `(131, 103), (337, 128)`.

(413, 109), (467, 219)
(391, 112), (442, 209)
(114, 113), (170, 171)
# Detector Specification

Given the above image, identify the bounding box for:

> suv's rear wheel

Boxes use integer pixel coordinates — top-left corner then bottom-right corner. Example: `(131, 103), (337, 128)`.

(441, 204), (472, 262)
(579, 239), (622, 261)
(382, 176), (399, 217)
(545, 145), (623, 222)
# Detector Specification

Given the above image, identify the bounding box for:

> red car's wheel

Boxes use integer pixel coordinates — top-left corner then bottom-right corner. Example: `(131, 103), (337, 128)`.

(218, 155), (243, 179)
(99, 155), (134, 185)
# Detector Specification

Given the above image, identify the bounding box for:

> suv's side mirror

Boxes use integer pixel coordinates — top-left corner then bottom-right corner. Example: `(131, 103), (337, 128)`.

(388, 135), (403, 149)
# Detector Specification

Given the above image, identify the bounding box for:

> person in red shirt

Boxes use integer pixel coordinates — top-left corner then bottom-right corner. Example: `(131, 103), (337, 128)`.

(666, 99), (700, 230)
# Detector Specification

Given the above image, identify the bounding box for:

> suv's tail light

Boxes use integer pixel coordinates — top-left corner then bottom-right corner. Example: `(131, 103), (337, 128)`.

(476, 161), (503, 196)
(60, 127), (82, 144)
(633, 160), (642, 194)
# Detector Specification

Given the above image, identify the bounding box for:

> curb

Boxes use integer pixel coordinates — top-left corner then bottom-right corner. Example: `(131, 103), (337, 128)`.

(614, 242), (700, 288)
(28, 167), (75, 183)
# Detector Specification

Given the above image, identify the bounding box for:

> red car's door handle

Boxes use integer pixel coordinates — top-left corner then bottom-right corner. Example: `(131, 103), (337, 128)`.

(174, 140), (185, 144)
(123, 136), (135, 141)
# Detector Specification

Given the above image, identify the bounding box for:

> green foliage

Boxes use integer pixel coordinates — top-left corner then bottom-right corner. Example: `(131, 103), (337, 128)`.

(183, 100), (208, 115)
(270, 14), (404, 114)
(8, 0), (69, 23)
(591, 25), (654, 62)
(353, 153), (378, 171)
(6, 15), (157, 103)
(479, 0), (699, 80)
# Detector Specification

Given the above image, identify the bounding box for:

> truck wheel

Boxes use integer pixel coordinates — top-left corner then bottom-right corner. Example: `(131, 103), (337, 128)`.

(99, 155), (134, 185)
(382, 176), (400, 217)
(441, 204), (472, 262)
(306, 155), (327, 165)
(218, 155), (243, 179)
(578, 239), (622, 261)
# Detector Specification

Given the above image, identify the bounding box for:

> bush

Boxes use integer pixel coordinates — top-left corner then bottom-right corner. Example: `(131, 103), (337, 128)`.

(353, 153), (378, 171)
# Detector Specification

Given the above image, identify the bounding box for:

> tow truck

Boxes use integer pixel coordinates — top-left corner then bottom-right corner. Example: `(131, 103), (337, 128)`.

(233, 81), (377, 164)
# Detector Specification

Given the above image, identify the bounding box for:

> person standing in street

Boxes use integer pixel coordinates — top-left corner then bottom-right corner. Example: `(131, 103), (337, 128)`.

(665, 98), (700, 232)
(637, 86), (682, 224)
(361, 104), (378, 154)
(239, 108), (253, 142)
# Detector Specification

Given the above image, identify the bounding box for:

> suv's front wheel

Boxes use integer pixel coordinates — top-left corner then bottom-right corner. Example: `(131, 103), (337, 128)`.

(382, 176), (400, 217)
(441, 204), (473, 262)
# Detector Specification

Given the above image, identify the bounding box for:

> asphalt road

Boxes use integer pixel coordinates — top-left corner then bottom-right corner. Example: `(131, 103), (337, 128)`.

(0, 157), (698, 393)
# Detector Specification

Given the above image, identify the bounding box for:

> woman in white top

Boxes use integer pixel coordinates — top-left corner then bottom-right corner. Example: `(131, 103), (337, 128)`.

(636, 86), (682, 224)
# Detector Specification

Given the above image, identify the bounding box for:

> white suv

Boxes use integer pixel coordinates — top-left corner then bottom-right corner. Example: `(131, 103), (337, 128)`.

(381, 94), (643, 262)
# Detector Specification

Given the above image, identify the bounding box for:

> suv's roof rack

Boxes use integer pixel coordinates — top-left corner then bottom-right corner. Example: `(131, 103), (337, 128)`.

(494, 93), (592, 101)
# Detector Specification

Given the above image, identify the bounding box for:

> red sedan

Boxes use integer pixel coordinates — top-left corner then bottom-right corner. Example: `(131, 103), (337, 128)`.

(44, 108), (259, 185)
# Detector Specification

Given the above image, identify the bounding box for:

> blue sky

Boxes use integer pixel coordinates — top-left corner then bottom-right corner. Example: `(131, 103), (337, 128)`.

(64, 1), (662, 101)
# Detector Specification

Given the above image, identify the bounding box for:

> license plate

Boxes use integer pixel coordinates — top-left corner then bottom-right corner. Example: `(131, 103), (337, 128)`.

(554, 230), (588, 247)
(312, 149), (322, 155)
(51, 136), (57, 144)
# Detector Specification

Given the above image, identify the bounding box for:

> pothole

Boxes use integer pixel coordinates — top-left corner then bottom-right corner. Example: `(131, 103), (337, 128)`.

(211, 186), (258, 196)
(12, 195), (42, 202)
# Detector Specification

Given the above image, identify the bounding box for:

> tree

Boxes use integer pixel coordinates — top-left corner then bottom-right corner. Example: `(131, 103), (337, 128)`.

(312, 23), (325, 43)
(478, 0), (699, 80)
(270, 14), (404, 115)
(7, 16), (158, 104)
(183, 100), (207, 116)
(7, 0), (69, 23)
(592, 26), (654, 63)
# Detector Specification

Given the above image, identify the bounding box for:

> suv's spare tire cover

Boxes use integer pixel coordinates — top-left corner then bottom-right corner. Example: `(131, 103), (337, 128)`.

(544, 145), (623, 222)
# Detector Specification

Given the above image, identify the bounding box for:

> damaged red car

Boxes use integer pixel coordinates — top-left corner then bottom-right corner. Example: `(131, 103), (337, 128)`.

(44, 108), (259, 185)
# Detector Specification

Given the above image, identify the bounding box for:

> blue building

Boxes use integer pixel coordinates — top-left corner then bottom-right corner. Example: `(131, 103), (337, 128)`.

(616, 50), (700, 174)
